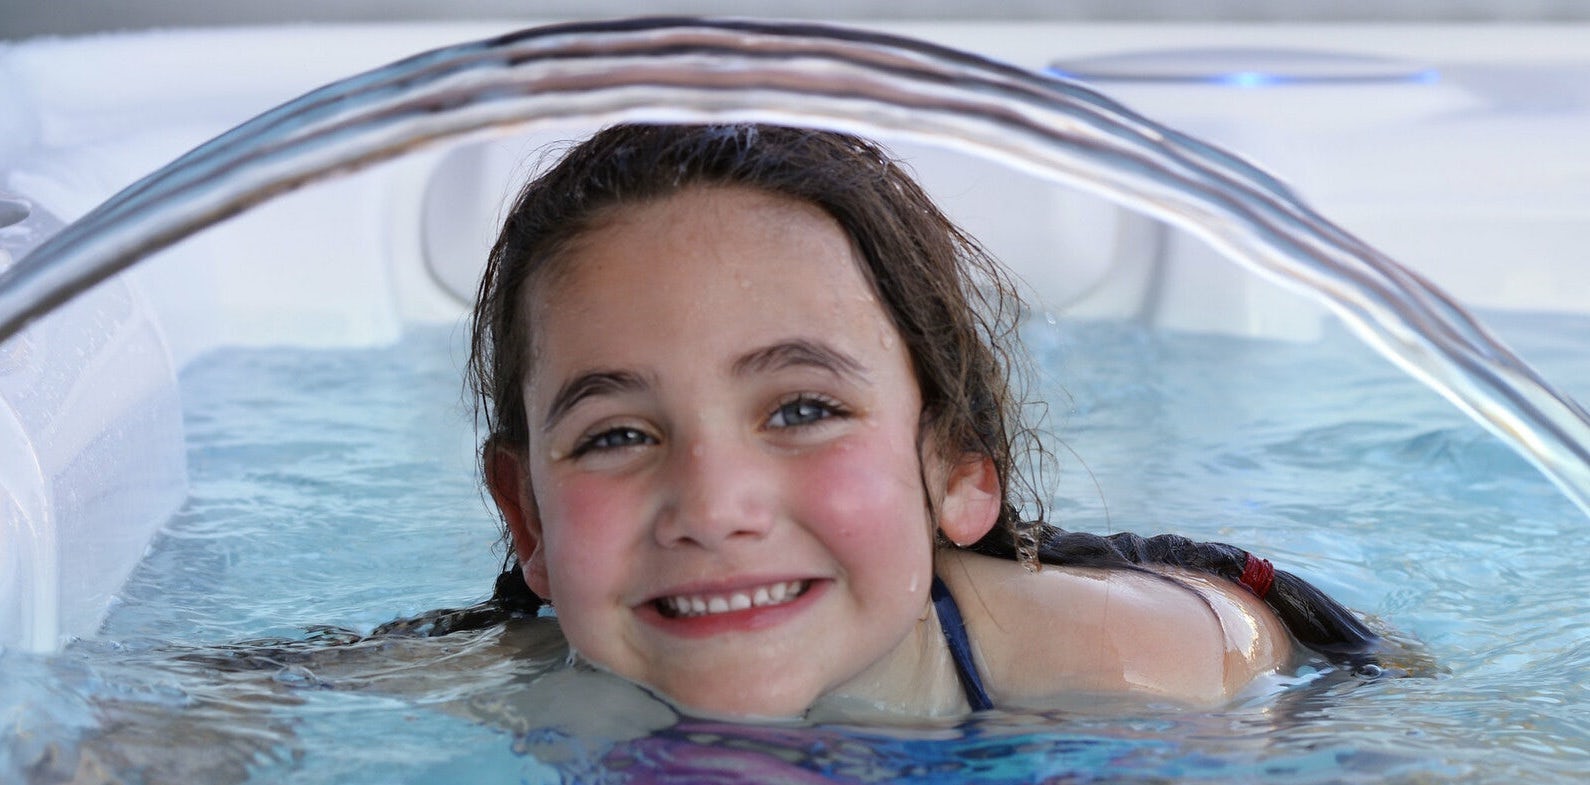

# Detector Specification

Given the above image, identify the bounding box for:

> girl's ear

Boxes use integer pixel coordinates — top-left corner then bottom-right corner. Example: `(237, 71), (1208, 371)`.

(937, 453), (1002, 547)
(485, 443), (552, 597)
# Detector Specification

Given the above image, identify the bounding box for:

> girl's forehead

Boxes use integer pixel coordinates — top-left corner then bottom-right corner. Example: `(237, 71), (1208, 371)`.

(537, 187), (873, 313)
(595, 185), (837, 248)
(523, 186), (901, 372)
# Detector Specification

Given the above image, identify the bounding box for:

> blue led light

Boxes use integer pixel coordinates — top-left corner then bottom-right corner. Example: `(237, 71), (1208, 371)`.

(1221, 71), (1271, 88)
(1044, 48), (1442, 88)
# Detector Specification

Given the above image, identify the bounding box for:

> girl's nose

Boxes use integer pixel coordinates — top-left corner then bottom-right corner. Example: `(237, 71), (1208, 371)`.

(653, 436), (776, 548)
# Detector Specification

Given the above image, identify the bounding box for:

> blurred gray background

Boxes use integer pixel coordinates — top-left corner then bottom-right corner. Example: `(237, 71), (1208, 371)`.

(5, 0), (1590, 39)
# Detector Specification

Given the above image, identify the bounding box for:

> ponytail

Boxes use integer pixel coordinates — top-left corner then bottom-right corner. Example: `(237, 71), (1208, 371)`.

(965, 527), (1383, 669)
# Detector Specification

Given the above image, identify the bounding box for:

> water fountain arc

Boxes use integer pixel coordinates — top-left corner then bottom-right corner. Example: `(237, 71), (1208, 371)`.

(1, 16), (1587, 519)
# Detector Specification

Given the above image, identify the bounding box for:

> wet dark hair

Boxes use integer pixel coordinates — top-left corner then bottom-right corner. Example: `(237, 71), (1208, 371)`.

(467, 123), (1381, 669)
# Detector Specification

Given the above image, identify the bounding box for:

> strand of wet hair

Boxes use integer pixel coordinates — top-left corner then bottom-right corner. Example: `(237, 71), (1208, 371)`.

(964, 524), (1384, 669)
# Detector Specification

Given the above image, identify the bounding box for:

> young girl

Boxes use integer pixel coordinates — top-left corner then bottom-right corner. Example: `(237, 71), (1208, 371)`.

(467, 123), (1381, 719)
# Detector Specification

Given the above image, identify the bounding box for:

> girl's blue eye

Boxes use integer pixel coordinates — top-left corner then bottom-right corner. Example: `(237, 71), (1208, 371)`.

(769, 396), (843, 428)
(574, 427), (653, 455)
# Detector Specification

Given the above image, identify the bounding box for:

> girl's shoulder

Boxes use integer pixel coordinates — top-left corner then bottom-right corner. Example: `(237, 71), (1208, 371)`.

(936, 549), (1292, 708)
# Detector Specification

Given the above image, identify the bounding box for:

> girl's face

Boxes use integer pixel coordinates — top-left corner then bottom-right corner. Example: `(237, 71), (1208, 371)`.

(489, 185), (994, 717)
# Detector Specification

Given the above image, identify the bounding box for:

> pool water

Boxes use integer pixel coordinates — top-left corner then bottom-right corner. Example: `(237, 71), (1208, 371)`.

(4, 312), (1587, 783)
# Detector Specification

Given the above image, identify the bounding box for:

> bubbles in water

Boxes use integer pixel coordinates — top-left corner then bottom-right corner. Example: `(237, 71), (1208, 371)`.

(1352, 663), (1385, 680)
(272, 664), (327, 689)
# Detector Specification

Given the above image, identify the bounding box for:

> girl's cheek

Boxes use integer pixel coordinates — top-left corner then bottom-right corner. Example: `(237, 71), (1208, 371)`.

(541, 474), (646, 561)
(795, 439), (924, 545)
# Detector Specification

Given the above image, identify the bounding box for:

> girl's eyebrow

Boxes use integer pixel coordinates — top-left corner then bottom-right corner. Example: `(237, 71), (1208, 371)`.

(542, 370), (651, 431)
(732, 339), (867, 381)
(541, 341), (863, 432)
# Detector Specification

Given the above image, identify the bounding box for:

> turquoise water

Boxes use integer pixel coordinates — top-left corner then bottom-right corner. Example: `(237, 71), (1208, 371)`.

(4, 313), (1587, 783)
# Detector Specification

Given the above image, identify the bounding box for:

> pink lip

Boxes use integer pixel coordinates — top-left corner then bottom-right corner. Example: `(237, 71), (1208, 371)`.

(635, 578), (828, 639)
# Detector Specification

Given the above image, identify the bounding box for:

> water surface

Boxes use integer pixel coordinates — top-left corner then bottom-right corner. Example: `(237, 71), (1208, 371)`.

(5, 313), (1587, 783)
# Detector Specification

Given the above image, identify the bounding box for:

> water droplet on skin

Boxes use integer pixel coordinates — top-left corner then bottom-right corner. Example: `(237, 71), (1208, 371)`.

(1044, 312), (1058, 326)
(880, 331), (896, 350)
(908, 573), (919, 594)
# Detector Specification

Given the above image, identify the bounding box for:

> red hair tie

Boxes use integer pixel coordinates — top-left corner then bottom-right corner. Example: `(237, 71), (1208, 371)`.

(1239, 553), (1274, 599)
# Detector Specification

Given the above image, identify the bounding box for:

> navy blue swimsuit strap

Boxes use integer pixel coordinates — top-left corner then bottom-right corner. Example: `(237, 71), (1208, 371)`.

(930, 575), (994, 711)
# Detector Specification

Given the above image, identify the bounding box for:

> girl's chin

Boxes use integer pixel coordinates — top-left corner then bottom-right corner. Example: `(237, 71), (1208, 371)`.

(665, 698), (810, 723)
(638, 672), (827, 721)
(565, 649), (818, 720)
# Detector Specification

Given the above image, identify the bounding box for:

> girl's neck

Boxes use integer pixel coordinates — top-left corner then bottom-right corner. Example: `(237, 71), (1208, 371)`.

(805, 573), (972, 722)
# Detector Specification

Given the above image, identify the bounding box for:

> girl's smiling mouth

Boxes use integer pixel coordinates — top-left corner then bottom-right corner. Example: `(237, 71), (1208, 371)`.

(655, 579), (813, 619)
(641, 578), (826, 637)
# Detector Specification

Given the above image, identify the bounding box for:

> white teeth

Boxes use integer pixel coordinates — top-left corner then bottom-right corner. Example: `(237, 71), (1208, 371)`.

(660, 580), (808, 618)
